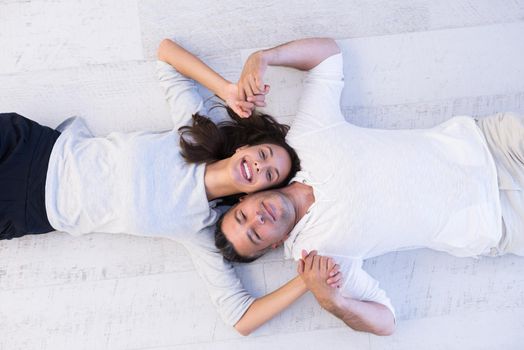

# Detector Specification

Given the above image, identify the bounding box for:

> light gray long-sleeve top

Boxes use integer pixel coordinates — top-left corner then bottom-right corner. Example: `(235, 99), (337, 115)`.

(44, 61), (255, 325)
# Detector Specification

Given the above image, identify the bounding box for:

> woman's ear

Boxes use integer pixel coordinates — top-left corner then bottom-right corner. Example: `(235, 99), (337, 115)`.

(235, 145), (249, 153)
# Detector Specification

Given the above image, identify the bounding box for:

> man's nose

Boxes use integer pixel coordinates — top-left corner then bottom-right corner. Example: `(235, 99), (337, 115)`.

(254, 211), (265, 224)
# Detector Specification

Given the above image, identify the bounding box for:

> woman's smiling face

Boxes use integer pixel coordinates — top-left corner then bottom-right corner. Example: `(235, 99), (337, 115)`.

(229, 143), (292, 193)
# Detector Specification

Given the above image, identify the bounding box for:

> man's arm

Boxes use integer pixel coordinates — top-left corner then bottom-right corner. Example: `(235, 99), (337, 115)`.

(322, 295), (395, 336)
(298, 253), (395, 336)
(157, 38), (254, 117)
(238, 38), (340, 102)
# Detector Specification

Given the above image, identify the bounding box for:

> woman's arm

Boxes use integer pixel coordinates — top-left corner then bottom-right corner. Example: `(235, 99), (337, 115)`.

(157, 38), (253, 117)
(238, 38), (340, 101)
(234, 276), (307, 336)
(234, 251), (341, 336)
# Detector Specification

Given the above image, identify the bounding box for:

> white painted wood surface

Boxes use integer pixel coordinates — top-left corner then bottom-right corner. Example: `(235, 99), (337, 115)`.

(0, 0), (143, 74)
(1, 1), (523, 349)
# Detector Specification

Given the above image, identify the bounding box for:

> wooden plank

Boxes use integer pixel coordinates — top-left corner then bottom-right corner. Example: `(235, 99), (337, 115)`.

(139, 0), (524, 60)
(0, 0), (143, 74)
(0, 61), (172, 134)
(135, 309), (524, 350)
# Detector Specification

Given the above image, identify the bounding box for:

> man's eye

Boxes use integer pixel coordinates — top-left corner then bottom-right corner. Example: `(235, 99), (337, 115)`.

(241, 210), (246, 220)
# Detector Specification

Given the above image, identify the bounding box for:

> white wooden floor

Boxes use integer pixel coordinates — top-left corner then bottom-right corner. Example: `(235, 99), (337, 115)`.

(1, 1), (524, 349)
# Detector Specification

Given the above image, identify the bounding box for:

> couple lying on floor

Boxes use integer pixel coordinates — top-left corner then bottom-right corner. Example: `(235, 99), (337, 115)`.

(3, 37), (523, 336)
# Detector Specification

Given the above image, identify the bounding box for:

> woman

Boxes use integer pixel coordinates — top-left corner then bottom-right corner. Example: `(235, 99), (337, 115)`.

(0, 39), (340, 337)
(0, 39), (300, 240)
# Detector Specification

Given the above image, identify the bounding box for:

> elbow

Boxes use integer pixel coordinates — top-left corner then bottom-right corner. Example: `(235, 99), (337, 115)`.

(373, 315), (396, 336)
(327, 38), (341, 54)
(234, 324), (253, 337)
(157, 38), (174, 61)
(233, 314), (259, 336)
(351, 320), (395, 336)
(317, 37), (340, 55)
(374, 322), (395, 336)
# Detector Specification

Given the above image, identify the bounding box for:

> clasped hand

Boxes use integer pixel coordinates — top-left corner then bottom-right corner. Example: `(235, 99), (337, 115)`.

(225, 51), (271, 118)
(298, 250), (343, 307)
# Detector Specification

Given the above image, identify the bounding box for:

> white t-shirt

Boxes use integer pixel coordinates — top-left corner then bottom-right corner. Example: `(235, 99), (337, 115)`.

(283, 53), (502, 315)
(44, 61), (255, 325)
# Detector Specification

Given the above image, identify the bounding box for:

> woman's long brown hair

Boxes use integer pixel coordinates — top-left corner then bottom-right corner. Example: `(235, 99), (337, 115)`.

(178, 105), (300, 190)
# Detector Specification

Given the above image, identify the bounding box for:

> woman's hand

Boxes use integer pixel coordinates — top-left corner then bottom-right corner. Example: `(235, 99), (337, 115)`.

(238, 50), (270, 108)
(157, 39), (260, 118)
(222, 82), (257, 118)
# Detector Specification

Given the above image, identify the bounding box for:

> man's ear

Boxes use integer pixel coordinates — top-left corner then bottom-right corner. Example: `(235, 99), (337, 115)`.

(271, 238), (286, 249)
(235, 145), (249, 153)
(271, 231), (292, 249)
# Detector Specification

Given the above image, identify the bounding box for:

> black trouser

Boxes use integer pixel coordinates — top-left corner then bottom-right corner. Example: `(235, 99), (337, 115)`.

(0, 113), (60, 239)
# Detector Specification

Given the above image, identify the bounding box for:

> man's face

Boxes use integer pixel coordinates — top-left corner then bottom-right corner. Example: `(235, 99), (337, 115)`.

(221, 190), (296, 259)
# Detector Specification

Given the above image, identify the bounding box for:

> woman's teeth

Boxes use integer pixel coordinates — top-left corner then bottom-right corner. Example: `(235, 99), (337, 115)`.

(243, 161), (252, 181)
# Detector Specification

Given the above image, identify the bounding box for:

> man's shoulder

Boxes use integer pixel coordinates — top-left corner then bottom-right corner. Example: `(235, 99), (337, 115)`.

(283, 219), (326, 260)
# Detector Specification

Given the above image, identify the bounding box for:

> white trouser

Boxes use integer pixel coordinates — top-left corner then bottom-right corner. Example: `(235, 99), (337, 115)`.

(477, 112), (524, 256)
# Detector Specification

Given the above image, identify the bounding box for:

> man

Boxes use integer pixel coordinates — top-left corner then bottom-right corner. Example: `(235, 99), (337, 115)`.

(215, 37), (524, 335)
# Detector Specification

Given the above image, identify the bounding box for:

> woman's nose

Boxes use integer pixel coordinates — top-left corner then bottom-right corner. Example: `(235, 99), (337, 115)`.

(254, 161), (261, 173)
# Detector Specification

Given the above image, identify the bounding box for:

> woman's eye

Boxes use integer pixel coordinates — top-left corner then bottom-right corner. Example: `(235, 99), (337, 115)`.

(267, 171), (272, 182)
(260, 150), (266, 160)
(241, 211), (246, 220)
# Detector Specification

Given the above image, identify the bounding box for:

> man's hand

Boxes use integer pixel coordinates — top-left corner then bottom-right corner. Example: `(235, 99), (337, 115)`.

(298, 250), (395, 335)
(238, 51), (270, 110)
(298, 250), (343, 308)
